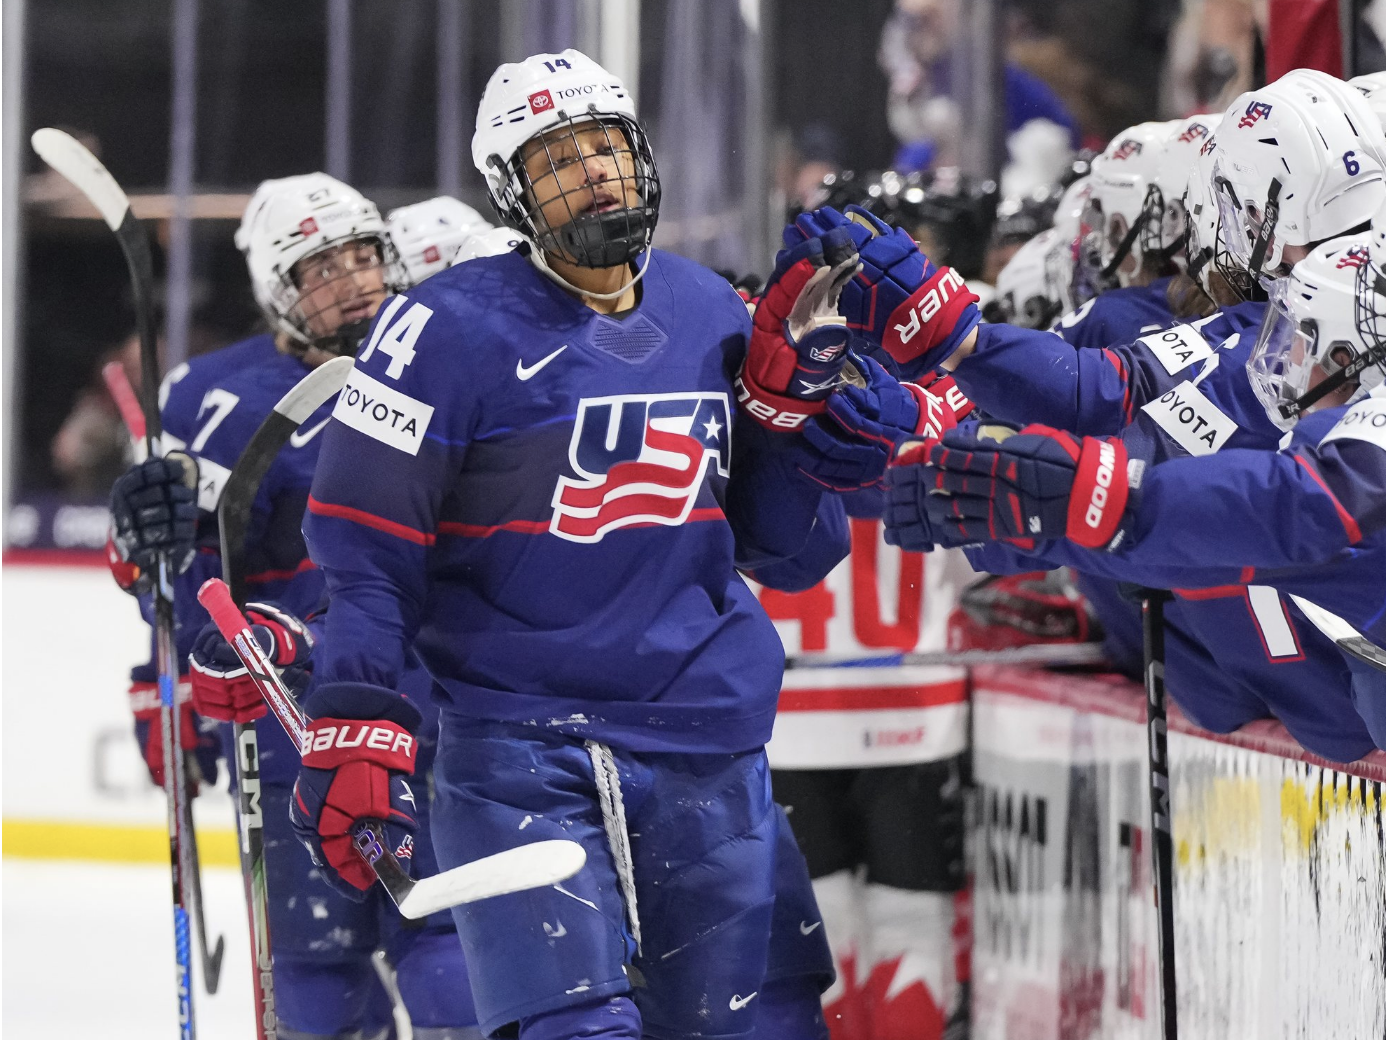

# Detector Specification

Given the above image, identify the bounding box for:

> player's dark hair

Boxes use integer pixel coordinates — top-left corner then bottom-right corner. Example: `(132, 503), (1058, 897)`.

(486, 107), (660, 270)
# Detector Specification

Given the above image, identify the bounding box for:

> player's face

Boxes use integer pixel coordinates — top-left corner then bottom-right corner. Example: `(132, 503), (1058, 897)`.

(521, 123), (642, 242)
(292, 239), (388, 338)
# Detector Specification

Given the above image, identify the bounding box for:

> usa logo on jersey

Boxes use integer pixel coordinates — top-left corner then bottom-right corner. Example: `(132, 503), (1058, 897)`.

(551, 392), (732, 543)
(1238, 101), (1273, 128)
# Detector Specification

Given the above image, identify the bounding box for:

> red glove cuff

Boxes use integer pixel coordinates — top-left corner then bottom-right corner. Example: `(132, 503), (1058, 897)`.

(735, 370), (827, 431)
(881, 267), (979, 366)
(302, 717), (417, 775)
(1066, 437), (1130, 549)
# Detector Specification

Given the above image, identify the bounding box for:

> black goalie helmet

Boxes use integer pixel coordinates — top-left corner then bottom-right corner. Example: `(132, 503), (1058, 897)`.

(472, 49), (660, 270)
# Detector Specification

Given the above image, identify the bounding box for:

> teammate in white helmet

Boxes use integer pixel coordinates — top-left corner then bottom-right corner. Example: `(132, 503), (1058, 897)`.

(785, 70), (1386, 765)
(299, 50), (852, 1040)
(387, 195), (496, 284)
(108, 173), (482, 1039)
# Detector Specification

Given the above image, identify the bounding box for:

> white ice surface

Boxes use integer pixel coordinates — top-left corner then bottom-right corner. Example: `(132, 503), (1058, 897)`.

(3, 860), (254, 1038)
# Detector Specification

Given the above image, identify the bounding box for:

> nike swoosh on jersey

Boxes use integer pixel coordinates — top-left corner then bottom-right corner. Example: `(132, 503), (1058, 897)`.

(289, 416), (332, 447)
(799, 920), (822, 935)
(729, 992), (758, 1011)
(516, 345), (568, 381)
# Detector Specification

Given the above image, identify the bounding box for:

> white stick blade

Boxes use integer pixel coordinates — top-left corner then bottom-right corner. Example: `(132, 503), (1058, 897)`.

(30, 127), (131, 231)
(396, 839), (588, 919)
(276, 355), (353, 425)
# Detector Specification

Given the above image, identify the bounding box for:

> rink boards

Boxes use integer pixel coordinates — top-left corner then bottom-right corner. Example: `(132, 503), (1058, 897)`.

(972, 666), (1386, 1040)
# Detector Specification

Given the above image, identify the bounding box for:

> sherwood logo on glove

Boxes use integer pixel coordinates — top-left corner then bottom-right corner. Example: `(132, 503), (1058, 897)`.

(1066, 438), (1130, 550)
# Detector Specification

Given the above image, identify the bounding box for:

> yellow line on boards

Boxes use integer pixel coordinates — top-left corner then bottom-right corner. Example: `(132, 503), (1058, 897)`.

(2, 820), (240, 866)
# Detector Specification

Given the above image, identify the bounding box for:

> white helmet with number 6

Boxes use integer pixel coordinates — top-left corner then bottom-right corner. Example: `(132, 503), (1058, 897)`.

(387, 196), (493, 286)
(471, 49), (660, 272)
(235, 173), (399, 353)
(1213, 77), (1386, 293)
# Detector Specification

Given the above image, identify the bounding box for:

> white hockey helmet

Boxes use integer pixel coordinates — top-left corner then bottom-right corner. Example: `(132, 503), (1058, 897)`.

(1350, 71), (1386, 133)
(1183, 130), (1230, 296)
(452, 225), (523, 264)
(471, 49), (660, 269)
(1082, 120), (1180, 287)
(235, 173), (398, 351)
(1051, 175), (1099, 307)
(986, 227), (1067, 329)
(1213, 76), (1386, 291)
(1146, 113), (1223, 273)
(387, 196), (493, 286)
(1248, 233), (1377, 429)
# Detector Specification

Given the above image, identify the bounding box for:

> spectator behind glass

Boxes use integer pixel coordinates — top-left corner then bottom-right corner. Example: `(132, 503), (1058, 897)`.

(879, 0), (1079, 194)
(50, 332), (143, 499)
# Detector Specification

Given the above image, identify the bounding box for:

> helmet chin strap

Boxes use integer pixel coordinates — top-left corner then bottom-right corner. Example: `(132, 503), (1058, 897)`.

(528, 244), (651, 302)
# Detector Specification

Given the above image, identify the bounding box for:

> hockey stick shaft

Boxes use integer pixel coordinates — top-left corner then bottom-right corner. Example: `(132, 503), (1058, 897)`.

(103, 355), (225, 996)
(215, 358), (355, 1040)
(1142, 591), (1178, 1040)
(32, 127), (203, 1036)
(197, 578), (588, 916)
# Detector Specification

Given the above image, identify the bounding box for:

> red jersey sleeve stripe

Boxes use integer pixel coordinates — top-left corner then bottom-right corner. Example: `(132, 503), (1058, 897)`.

(1292, 454), (1363, 545)
(307, 495), (436, 546)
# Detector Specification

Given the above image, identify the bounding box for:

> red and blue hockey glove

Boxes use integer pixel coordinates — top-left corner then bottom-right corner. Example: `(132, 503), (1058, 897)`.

(290, 683), (422, 901)
(129, 664), (220, 789)
(794, 355), (972, 491)
(189, 602), (315, 724)
(108, 454), (199, 594)
(786, 205), (981, 377)
(894, 423), (1141, 550)
(737, 228), (860, 431)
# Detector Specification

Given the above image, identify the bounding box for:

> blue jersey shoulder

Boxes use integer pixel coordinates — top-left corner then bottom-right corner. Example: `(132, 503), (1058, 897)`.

(1055, 279), (1175, 348)
(161, 334), (278, 447)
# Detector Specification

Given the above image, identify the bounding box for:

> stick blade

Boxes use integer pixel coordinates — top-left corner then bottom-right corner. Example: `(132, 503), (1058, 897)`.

(275, 355), (353, 424)
(396, 839), (588, 919)
(30, 127), (131, 231)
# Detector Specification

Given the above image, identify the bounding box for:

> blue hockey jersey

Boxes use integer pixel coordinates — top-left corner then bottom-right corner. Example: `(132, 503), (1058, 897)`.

(963, 390), (1386, 758)
(304, 248), (850, 754)
(1053, 277), (1177, 349)
(948, 303), (1266, 436)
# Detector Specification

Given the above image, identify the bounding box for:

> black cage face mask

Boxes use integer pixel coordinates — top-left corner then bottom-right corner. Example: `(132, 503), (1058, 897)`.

(488, 111), (661, 270)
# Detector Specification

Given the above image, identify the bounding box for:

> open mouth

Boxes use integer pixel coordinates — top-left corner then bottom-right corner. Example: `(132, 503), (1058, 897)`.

(339, 299), (377, 323)
(580, 190), (623, 216)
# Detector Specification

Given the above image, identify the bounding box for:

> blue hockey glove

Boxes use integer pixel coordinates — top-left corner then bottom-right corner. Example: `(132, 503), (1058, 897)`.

(108, 454), (199, 593)
(737, 228), (860, 430)
(786, 205), (981, 378)
(881, 440), (944, 552)
(795, 355), (976, 491)
(290, 682), (422, 901)
(895, 423), (1140, 550)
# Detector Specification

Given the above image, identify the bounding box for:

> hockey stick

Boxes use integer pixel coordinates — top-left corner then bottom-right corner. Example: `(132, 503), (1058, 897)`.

(199, 576), (588, 917)
(101, 360), (148, 460)
(215, 357), (355, 1040)
(1141, 590), (1178, 1040)
(102, 335), (226, 1002)
(32, 127), (218, 1030)
(1289, 595), (1386, 673)
(784, 640), (1108, 670)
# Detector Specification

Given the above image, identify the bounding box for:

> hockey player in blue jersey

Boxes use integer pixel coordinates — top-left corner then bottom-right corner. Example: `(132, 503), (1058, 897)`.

(109, 174), (486, 1039)
(297, 50), (849, 1040)
(888, 228), (1386, 741)
(778, 72), (1386, 761)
